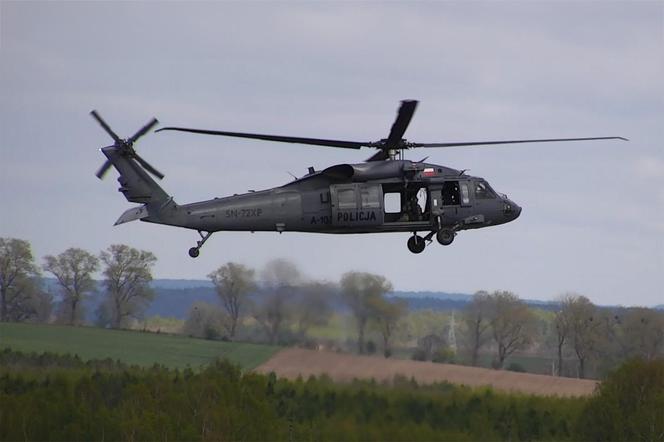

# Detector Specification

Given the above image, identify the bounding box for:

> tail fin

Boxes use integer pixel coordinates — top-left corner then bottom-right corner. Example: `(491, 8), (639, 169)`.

(101, 146), (170, 206)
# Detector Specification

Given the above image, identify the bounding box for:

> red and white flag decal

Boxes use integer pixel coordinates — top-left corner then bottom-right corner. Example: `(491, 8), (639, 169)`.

(423, 167), (436, 177)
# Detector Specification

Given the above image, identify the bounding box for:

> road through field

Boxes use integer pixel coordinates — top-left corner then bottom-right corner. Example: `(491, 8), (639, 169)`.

(256, 348), (598, 397)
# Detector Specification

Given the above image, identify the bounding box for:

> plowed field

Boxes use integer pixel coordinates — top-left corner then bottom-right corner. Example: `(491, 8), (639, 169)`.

(256, 348), (597, 397)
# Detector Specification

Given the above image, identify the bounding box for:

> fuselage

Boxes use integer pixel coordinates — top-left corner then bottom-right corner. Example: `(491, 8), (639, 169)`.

(144, 160), (521, 235)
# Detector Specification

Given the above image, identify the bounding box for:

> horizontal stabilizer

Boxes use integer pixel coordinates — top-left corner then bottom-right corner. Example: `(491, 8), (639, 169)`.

(114, 205), (149, 226)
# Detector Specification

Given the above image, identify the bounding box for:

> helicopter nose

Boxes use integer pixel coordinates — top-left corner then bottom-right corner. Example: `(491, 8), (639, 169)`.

(513, 203), (522, 219)
(503, 199), (521, 220)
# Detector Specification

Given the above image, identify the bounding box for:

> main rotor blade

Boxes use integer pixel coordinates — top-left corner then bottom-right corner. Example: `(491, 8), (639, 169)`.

(385, 100), (418, 150)
(134, 153), (165, 180)
(90, 110), (121, 143)
(96, 160), (113, 179)
(156, 127), (368, 150)
(412, 136), (628, 148)
(128, 118), (159, 144)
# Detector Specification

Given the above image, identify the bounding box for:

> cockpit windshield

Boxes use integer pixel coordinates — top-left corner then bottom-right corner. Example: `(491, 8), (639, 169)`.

(474, 180), (497, 199)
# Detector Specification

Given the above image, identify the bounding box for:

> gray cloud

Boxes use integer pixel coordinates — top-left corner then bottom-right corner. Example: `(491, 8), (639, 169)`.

(1, 1), (662, 306)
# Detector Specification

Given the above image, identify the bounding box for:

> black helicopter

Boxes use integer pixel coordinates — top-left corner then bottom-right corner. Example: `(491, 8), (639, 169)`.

(93, 101), (625, 257)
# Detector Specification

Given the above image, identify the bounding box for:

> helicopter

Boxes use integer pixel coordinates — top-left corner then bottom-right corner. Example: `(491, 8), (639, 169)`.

(92, 100), (625, 257)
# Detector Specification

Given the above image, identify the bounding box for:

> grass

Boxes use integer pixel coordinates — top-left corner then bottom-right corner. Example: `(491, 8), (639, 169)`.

(0, 322), (280, 370)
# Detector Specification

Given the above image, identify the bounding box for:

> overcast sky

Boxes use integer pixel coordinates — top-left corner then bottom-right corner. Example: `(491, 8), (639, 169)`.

(1, 1), (662, 306)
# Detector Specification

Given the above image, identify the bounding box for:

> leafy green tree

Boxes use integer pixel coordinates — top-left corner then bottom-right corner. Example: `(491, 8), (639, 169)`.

(340, 272), (393, 354)
(0, 237), (44, 322)
(208, 262), (256, 339)
(43, 247), (99, 325)
(99, 244), (156, 328)
(578, 358), (664, 441)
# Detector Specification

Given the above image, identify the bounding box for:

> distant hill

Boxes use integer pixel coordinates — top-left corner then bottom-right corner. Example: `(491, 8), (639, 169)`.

(145, 286), (217, 318)
(151, 279), (213, 289)
(42, 277), (563, 319)
(389, 291), (472, 302)
(42, 278), (651, 319)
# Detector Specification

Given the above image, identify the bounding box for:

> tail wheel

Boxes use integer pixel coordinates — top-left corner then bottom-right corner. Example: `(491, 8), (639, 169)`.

(407, 235), (426, 254)
(436, 228), (455, 246)
(188, 247), (200, 258)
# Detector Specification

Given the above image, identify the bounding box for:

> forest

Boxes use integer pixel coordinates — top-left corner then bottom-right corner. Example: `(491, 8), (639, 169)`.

(1, 349), (662, 441)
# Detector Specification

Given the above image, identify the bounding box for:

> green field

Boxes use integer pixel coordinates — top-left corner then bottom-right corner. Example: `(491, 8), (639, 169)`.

(0, 322), (280, 370)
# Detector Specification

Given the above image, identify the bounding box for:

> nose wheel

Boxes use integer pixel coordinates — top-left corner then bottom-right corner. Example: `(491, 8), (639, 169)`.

(407, 234), (426, 254)
(188, 231), (212, 258)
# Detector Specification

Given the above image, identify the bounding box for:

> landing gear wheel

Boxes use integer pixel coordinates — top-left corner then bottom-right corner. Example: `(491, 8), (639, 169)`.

(188, 231), (212, 258)
(436, 228), (455, 246)
(407, 235), (426, 254)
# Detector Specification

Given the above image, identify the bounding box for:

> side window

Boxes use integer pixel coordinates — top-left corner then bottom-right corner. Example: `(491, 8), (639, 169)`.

(360, 186), (381, 209)
(442, 181), (460, 205)
(474, 181), (496, 199)
(384, 192), (401, 213)
(460, 183), (470, 205)
(337, 188), (357, 209)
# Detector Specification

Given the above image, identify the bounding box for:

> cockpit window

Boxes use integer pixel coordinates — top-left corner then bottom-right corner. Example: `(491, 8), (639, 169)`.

(475, 181), (496, 199)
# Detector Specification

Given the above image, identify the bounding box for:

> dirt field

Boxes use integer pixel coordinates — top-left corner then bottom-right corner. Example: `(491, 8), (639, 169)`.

(255, 348), (598, 397)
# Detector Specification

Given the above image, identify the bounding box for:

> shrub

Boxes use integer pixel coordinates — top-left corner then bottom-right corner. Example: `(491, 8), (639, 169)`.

(182, 302), (226, 339)
(506, 362), (526, 372)
(432, 348), (456, 364)
(411, 348), (427, 361)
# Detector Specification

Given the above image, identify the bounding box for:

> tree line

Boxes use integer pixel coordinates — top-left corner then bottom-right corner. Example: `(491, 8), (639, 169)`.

(1, 238), (155, 328)
(2, 237), (662, 379)
(0, 237), (406, 356)
(1, 348), (661, 441)
(459, 290), (664, 378)
(185, 259), (406, 359)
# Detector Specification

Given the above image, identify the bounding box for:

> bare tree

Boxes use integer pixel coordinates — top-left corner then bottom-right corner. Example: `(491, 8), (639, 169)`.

(253, 291), (291, 344)
(294, 281), (333, 337)
(462, 290), (492, 366)
(552, 293), (577, 376)
(208, 262), (256, 339)
(43, 248), (99, 325)
(253, 259), (301, 344)
(340, 271), (393, 354)
(487, 290), (535, 369)
(0, 238), (43, 322)
(370, 296), (406, 358)
(618, 307), (664, 361)
(566, 295), (601, 379)
(99, 244), (156, 329)
(183, 301), (226, 340)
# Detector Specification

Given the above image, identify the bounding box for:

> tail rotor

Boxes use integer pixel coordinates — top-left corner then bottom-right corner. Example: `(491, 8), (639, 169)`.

(91, 111), (163, 180)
